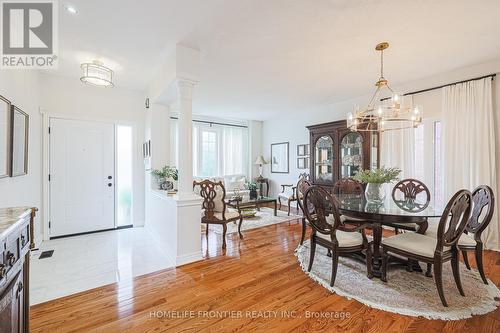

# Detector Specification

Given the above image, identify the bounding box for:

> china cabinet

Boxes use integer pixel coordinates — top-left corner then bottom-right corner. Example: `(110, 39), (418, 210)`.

(307, 120), (379, 189)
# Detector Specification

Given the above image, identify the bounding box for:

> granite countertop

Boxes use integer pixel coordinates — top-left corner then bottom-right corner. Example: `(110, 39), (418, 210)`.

(0, 206), (31, 239)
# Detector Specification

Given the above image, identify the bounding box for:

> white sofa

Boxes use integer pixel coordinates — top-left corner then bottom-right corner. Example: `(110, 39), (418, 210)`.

(194, 174), (250, 199)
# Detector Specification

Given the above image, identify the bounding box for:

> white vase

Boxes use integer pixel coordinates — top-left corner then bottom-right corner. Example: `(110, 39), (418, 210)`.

(365, 183), (386, 204)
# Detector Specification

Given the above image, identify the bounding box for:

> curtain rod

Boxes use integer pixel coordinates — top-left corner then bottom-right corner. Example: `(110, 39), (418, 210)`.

(380, 73), (496, 101)
(169, 116), (248, 129)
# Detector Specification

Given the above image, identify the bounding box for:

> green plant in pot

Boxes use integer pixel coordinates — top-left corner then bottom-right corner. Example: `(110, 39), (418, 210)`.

(246, 181), (259, 200)
(151, 166), (179, 191)
(353, 167), (401, 204)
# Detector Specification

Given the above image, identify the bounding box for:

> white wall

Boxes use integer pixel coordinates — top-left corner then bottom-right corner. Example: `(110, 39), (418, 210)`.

(0, 71), (42, 243)
(39, 74), (147, 231)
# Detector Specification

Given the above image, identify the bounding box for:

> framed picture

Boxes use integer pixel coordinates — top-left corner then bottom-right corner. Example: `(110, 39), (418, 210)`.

(271, 142), (289, 173)
(0, 95), (11, 178)
(297, 157), (309, 170)
(297, 144), (309, 157)
(10, 105), (29, 177)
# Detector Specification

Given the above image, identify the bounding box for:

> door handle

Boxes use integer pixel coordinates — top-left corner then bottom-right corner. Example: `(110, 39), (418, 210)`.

(108, 183), (113, 187)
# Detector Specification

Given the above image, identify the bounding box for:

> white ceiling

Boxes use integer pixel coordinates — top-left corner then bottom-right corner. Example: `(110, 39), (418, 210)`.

(56, 0), (500, 120)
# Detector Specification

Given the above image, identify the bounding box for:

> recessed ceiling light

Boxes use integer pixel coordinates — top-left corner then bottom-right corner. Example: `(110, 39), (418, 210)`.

(64, 4), (78, 14)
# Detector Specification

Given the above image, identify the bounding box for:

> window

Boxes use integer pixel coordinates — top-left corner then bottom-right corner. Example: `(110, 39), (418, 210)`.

(170, 120), (249, 177)
(116, 125), (133, 226)
(411, 119), (443, 208)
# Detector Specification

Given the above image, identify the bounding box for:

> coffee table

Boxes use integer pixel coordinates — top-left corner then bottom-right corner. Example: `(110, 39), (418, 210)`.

(226, 196), (278, 216)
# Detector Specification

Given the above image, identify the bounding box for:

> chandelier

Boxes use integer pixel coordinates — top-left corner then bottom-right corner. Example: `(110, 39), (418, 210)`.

(80, 60), (114, 87)
(347, 42), (422, 132)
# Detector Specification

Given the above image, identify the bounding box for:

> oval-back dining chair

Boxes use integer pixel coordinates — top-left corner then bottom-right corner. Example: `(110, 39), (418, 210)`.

(458, 185), (494, 284)
(296, 177), (312, 245)
(381, 189), (472, 307)
(303, 185), (372, 286)
(388, 178), (431, 233)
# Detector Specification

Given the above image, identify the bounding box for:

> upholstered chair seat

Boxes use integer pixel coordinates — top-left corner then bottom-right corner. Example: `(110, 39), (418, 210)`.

(382, 233), (450, 258)
(316, 230), (364, 247)
(214, 211), (241, 221)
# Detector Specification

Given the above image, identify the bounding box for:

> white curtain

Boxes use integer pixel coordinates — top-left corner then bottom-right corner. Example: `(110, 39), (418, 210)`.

(221, 126), (248, 175)
(442, 78), (499, 251)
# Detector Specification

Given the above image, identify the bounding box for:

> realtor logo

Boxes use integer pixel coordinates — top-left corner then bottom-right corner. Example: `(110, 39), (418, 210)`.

(1, 0), (58, 68)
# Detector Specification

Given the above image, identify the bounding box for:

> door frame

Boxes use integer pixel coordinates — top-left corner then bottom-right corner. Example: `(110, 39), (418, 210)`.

(40, 110), (138, 242)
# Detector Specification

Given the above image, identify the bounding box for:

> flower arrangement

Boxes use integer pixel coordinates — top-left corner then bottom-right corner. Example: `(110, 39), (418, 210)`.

(245, 181), (258, 191)
(353, 167), (401, 184)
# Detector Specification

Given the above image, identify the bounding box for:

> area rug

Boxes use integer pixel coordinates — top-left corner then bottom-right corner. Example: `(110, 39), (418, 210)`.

(295, 240), (500, 320)
(206, 208), (301, 235)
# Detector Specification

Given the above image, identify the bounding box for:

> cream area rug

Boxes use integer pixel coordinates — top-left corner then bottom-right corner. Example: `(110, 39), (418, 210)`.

(295, 240), (500, 320)
(205, 208), (301, 235)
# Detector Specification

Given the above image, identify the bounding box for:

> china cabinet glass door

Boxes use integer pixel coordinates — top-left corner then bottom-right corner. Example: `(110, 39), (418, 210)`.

(340, 132), (363, 178)
(315, 135), (333, 182)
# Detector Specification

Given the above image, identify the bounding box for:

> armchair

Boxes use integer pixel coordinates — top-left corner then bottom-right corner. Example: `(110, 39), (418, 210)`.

(278, 173), (310, 216)
(193, 179), (243, 250)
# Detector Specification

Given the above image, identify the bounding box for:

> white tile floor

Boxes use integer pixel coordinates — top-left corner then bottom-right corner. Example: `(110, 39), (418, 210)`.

(30, 227), (173, 305)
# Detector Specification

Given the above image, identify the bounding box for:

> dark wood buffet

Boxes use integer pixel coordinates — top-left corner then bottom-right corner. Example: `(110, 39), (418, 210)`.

(0, 207), (36, 333)
(307, 120), (379, 189)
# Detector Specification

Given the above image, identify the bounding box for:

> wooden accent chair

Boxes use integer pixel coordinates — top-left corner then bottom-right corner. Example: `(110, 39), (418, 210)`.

(296, 177), (312, 245)
(278, 172), (309, 216)
(193, 179), (243, 250)
(426, 185), (495, 284)
(381, 189), (472, 307)
(388, 178), (431, 233)
(303, 185), (372, 286)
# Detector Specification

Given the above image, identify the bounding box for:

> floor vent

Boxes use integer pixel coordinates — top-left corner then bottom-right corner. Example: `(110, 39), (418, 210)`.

(39, 250), (54, 259)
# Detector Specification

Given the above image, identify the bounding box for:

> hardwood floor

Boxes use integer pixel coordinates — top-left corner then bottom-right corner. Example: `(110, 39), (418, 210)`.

(30, 216), (500, 333)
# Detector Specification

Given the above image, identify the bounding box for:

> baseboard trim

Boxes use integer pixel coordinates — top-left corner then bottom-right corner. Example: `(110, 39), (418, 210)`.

(176, 251), (203, 267)
(50, 225), (133, 240)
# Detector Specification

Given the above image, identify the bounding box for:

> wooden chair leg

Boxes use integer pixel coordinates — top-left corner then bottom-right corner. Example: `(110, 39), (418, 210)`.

(296, 202), (299, 214)
(238, 218), (244, 239)
(451, 249), (465, 296)
(366, 243), (373, 279)
(330, 249), (339, 287)
(278, 197), (282, 210)
(307, 235), (316, 272)
(205, 223), (209, 236)
(287, 201), (291, 216)
(434, 257), (448, 307)
(425, 263), (433, 277)
(381, 247), (388, 282)
(394, 228), (399, 235)
(475, 243), (488, 284)
(462, 250), (471, 270)
(222, 223), (227, 250)
(300, 218), (306, 245)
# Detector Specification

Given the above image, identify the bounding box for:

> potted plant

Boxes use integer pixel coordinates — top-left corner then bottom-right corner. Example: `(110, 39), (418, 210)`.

(353, 167), (401, 204)
(246, 181), (259, 200)
(151, 166), (178, 191)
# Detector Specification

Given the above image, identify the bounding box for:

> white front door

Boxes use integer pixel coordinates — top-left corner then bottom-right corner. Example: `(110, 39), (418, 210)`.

(49, 118), (115, 237)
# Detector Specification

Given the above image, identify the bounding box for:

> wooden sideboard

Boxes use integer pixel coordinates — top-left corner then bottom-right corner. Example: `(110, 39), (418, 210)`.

(307, 120), (379, 189)
(0, 207), (36, 333)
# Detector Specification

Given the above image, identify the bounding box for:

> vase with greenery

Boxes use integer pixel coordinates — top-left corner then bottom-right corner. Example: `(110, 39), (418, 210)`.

(246, 181), (259, 199)
(353, 167), (401, 204)
(151, 166), (179, 190)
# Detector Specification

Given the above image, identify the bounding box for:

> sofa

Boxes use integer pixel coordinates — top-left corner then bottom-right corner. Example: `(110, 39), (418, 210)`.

(194, 174), (250, 199)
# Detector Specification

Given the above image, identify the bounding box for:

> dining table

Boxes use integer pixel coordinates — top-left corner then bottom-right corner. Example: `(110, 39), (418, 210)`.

(335, 194), (444, 278)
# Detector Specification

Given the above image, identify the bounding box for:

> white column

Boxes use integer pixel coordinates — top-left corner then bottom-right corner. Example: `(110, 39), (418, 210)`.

(176, 79), (196, 197)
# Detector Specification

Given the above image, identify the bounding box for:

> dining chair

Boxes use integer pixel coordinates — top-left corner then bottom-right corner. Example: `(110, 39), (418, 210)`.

(332, 178), (368, 225)
(381, 189), (472, 307)
(296, 177), (312, 245)
(387, 178), (431, 233)
(303, 185), (372, 286)
(426, 185), (494, 284)
(193, 179), (243, 250)
(278, 173), (310, 216)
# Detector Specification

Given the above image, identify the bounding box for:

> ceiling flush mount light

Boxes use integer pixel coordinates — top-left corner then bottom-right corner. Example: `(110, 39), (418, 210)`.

(347, 42), (423, 132)
(80, 60), (115, 87)
(64, 4), (78, 14)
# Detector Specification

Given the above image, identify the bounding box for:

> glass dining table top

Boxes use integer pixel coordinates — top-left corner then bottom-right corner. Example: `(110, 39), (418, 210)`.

(335, 194), (444, 219)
